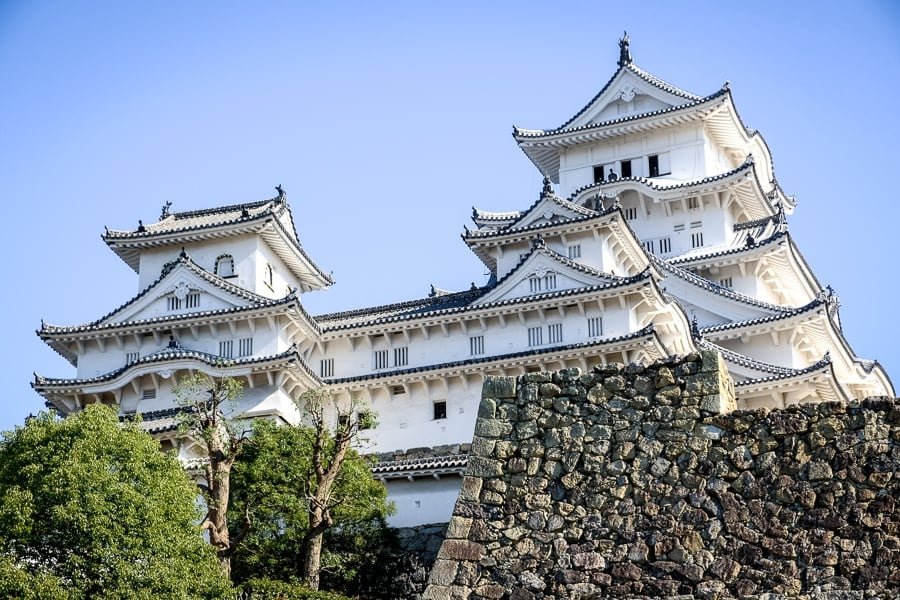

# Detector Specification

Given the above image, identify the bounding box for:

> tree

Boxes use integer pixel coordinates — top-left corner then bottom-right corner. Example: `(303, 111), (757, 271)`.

(0, 405), (229, 599)
(175, 373), (251, 579)
(231, 389), (392, 591)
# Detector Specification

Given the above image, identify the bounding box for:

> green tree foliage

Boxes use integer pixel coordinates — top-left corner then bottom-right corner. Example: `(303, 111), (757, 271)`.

(230, 398), (393, 591)
(0, 405), (230, 599)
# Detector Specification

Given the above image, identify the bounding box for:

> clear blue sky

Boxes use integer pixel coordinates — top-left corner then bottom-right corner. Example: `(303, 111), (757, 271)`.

(2, 1), (899, 431)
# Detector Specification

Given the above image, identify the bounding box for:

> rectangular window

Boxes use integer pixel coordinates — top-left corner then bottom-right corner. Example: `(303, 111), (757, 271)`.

(690, 220), (702, 229)
(544, 273), (557, 290)
(674, 224), (685, 232)
(394, 346), (408, 367)
(624, 207), (637, 220)
(620, 159), (632, 178)
(719, 277), (733, 289)
(433, 401), (447, 420)
(374, 349), (390, 370)
(642, 239), (655, 254)
(648, 154), (660, 177)
(320, 358), (334, 378)
(185, 292), (200, 309)
(238, 337), (253, 357)
(659, 237), (672, 253)
(469, 335), (484, 356)
(548, 323), (563, 344)
(529, 277), (542, 293)
(141, 389), (156, 401)
(125, 351), (139, 365)
(567, 244), (581, 259)
(593, 165), (605, 183)
(688, 197), (700, 210)
(219, 340), (234, 358)
(587, 316), (603, 338)
(692, 232), (704, 248)
(167, 296), (181, 311)
(527, 326), (543, 347)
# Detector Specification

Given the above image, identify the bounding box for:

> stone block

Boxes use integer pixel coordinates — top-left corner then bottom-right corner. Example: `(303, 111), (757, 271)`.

(482, 375), (517, 399)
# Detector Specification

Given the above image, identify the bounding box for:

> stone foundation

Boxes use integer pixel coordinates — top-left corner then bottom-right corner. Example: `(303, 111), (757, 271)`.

(424, 351), (900, 599)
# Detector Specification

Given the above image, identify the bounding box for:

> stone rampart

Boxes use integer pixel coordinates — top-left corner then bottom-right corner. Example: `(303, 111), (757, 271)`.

(423, 351), (900, 599)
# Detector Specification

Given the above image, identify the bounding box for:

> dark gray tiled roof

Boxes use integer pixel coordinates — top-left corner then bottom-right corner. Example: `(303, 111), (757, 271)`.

(699, 297), (827, 336)
(668, 231), (787, 266)
(464, 204), (617, 240)
(33, 345), (315, 389)
(372, 454), (468, 477)
(122, 407), (185, 434)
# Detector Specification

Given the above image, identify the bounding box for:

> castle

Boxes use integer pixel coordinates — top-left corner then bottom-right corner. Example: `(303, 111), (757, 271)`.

(34, 36), (893, 527)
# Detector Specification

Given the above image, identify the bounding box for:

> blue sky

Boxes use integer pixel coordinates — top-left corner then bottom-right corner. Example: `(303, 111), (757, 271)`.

(2, 1), (899, 430)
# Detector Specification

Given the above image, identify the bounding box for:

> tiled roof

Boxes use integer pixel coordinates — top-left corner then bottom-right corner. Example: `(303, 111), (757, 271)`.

(325, 325), (659, 385)
(652, 254), (789, 313)
(33, 346), (312, 389)
(122, 407), (185, 434)
(699, 297), (827, 336)
(472, 208), (522, 222)
(668, 230), (787, 266)
(372, 454), (469, 478)
(465, 203), (616, 240)
(40, 293), (305, 337)
(697, 339), (824, 377)
(733, 357), (833, 388)
(515, 87), (728, 140)
(556, 62), (702, 132)
(316, 260), (650, 333)
(40, 253), (275, 336)
(104, 198), (276, 239)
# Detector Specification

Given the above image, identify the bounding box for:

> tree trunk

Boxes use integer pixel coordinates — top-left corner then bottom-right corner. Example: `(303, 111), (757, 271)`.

(301, 525), (325, 590)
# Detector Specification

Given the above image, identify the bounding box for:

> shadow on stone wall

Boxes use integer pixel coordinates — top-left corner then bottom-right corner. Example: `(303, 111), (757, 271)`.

(423, 351), (900, 599)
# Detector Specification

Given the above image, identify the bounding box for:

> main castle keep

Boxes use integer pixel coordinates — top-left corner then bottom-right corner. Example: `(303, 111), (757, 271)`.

(34, 37), (893, 528)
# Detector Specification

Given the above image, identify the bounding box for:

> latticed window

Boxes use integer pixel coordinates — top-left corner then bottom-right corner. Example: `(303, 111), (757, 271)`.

(394, 347), (408, 367)
(238, 337), (253, 357)
(185, 292), (200, 309)
(374, 349), (389, 370)
(567, 244), (581, 259)
(588, 317), (603, 338)
(320, 358), (334, 378)
(691, 232), (704, 248)
(529, 277), (542, 293)
(659, 237), (672, 253)
(125, 351), (139, 365)
(219, 340), (234, 358)
(469, 335), (484, 356)
(624, 207), (637, 220)
(527, 326), (543, 347)
(548, 323), (563, 344)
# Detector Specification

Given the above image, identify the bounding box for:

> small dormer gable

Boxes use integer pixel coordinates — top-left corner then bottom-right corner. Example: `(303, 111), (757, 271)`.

(506, 179), (596, 231)
(473, 240), (624, 306)
(97, 257), (269, 327)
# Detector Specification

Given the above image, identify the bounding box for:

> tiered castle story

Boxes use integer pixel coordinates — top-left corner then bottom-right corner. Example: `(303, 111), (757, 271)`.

(35, 37), (893, 527)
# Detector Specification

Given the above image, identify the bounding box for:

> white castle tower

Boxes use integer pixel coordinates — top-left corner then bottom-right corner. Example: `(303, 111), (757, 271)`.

(35, 37), (893, 527)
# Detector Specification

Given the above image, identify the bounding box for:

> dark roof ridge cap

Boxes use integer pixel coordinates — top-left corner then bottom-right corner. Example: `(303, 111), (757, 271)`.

(669, 230), (788, 265)
(625, 62), (704, 101)
(170, 197), (277, 220)
(464, 205), (618, 240)
(517, 88), (729, 139)
(103, 201), (276, 240)
(653, 255), (788, 312)
(699, 296), (828, 335)
(315, 287), (486, 322)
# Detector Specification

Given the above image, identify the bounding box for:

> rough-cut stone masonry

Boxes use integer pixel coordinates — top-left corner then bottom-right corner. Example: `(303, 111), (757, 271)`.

(423, 351), (900, 599)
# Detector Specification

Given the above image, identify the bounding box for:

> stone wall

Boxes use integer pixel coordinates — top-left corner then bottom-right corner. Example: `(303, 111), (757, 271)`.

(423, 351), (900, 599)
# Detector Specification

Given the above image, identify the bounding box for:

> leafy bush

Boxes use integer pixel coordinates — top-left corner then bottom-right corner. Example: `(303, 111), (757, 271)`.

(238, 578), (353, 600)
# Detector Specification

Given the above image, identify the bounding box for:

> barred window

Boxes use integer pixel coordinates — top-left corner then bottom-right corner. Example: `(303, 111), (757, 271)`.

(238, 337), (253, 357)
(529, 277), (542, 293)
(659, 237), (672, 253)
(527, 326), (543, 347)
(167, 296), (181, 311)
(469, 335), (484, 356)
(394, 346), (408, 367)
(185, 292), (200, 309)
(433, 401), (447, 420)
(125, 351), (139, 365)
(219, 340), (234, 358)
(374, 349), (389, 370)
(320, 358), (334, 378)
(548, 323), (563, 344)
(587, 316), (603, 338)
(691, 232), (704, 248)
(567, 244), (581, 259)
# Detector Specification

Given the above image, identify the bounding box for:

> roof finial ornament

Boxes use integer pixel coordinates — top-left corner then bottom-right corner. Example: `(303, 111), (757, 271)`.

(276, 184), (285, 200)
(136, 219), (145, 233)
(532, 234), (546, 249)
(745, 233), (755, 247)
(160, 201), (172, 220)
(617, 31), (632, 67)
(594, 192), (604, 212)
(690, 315), (701, 340)
(179, 246), (187, 259)
(541, 176), (553, 197)
(167, 335), (179, 349)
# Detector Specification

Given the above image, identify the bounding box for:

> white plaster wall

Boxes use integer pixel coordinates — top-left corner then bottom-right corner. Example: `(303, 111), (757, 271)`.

(385, 476), (463, 528)
(137, 236), (258, 291)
